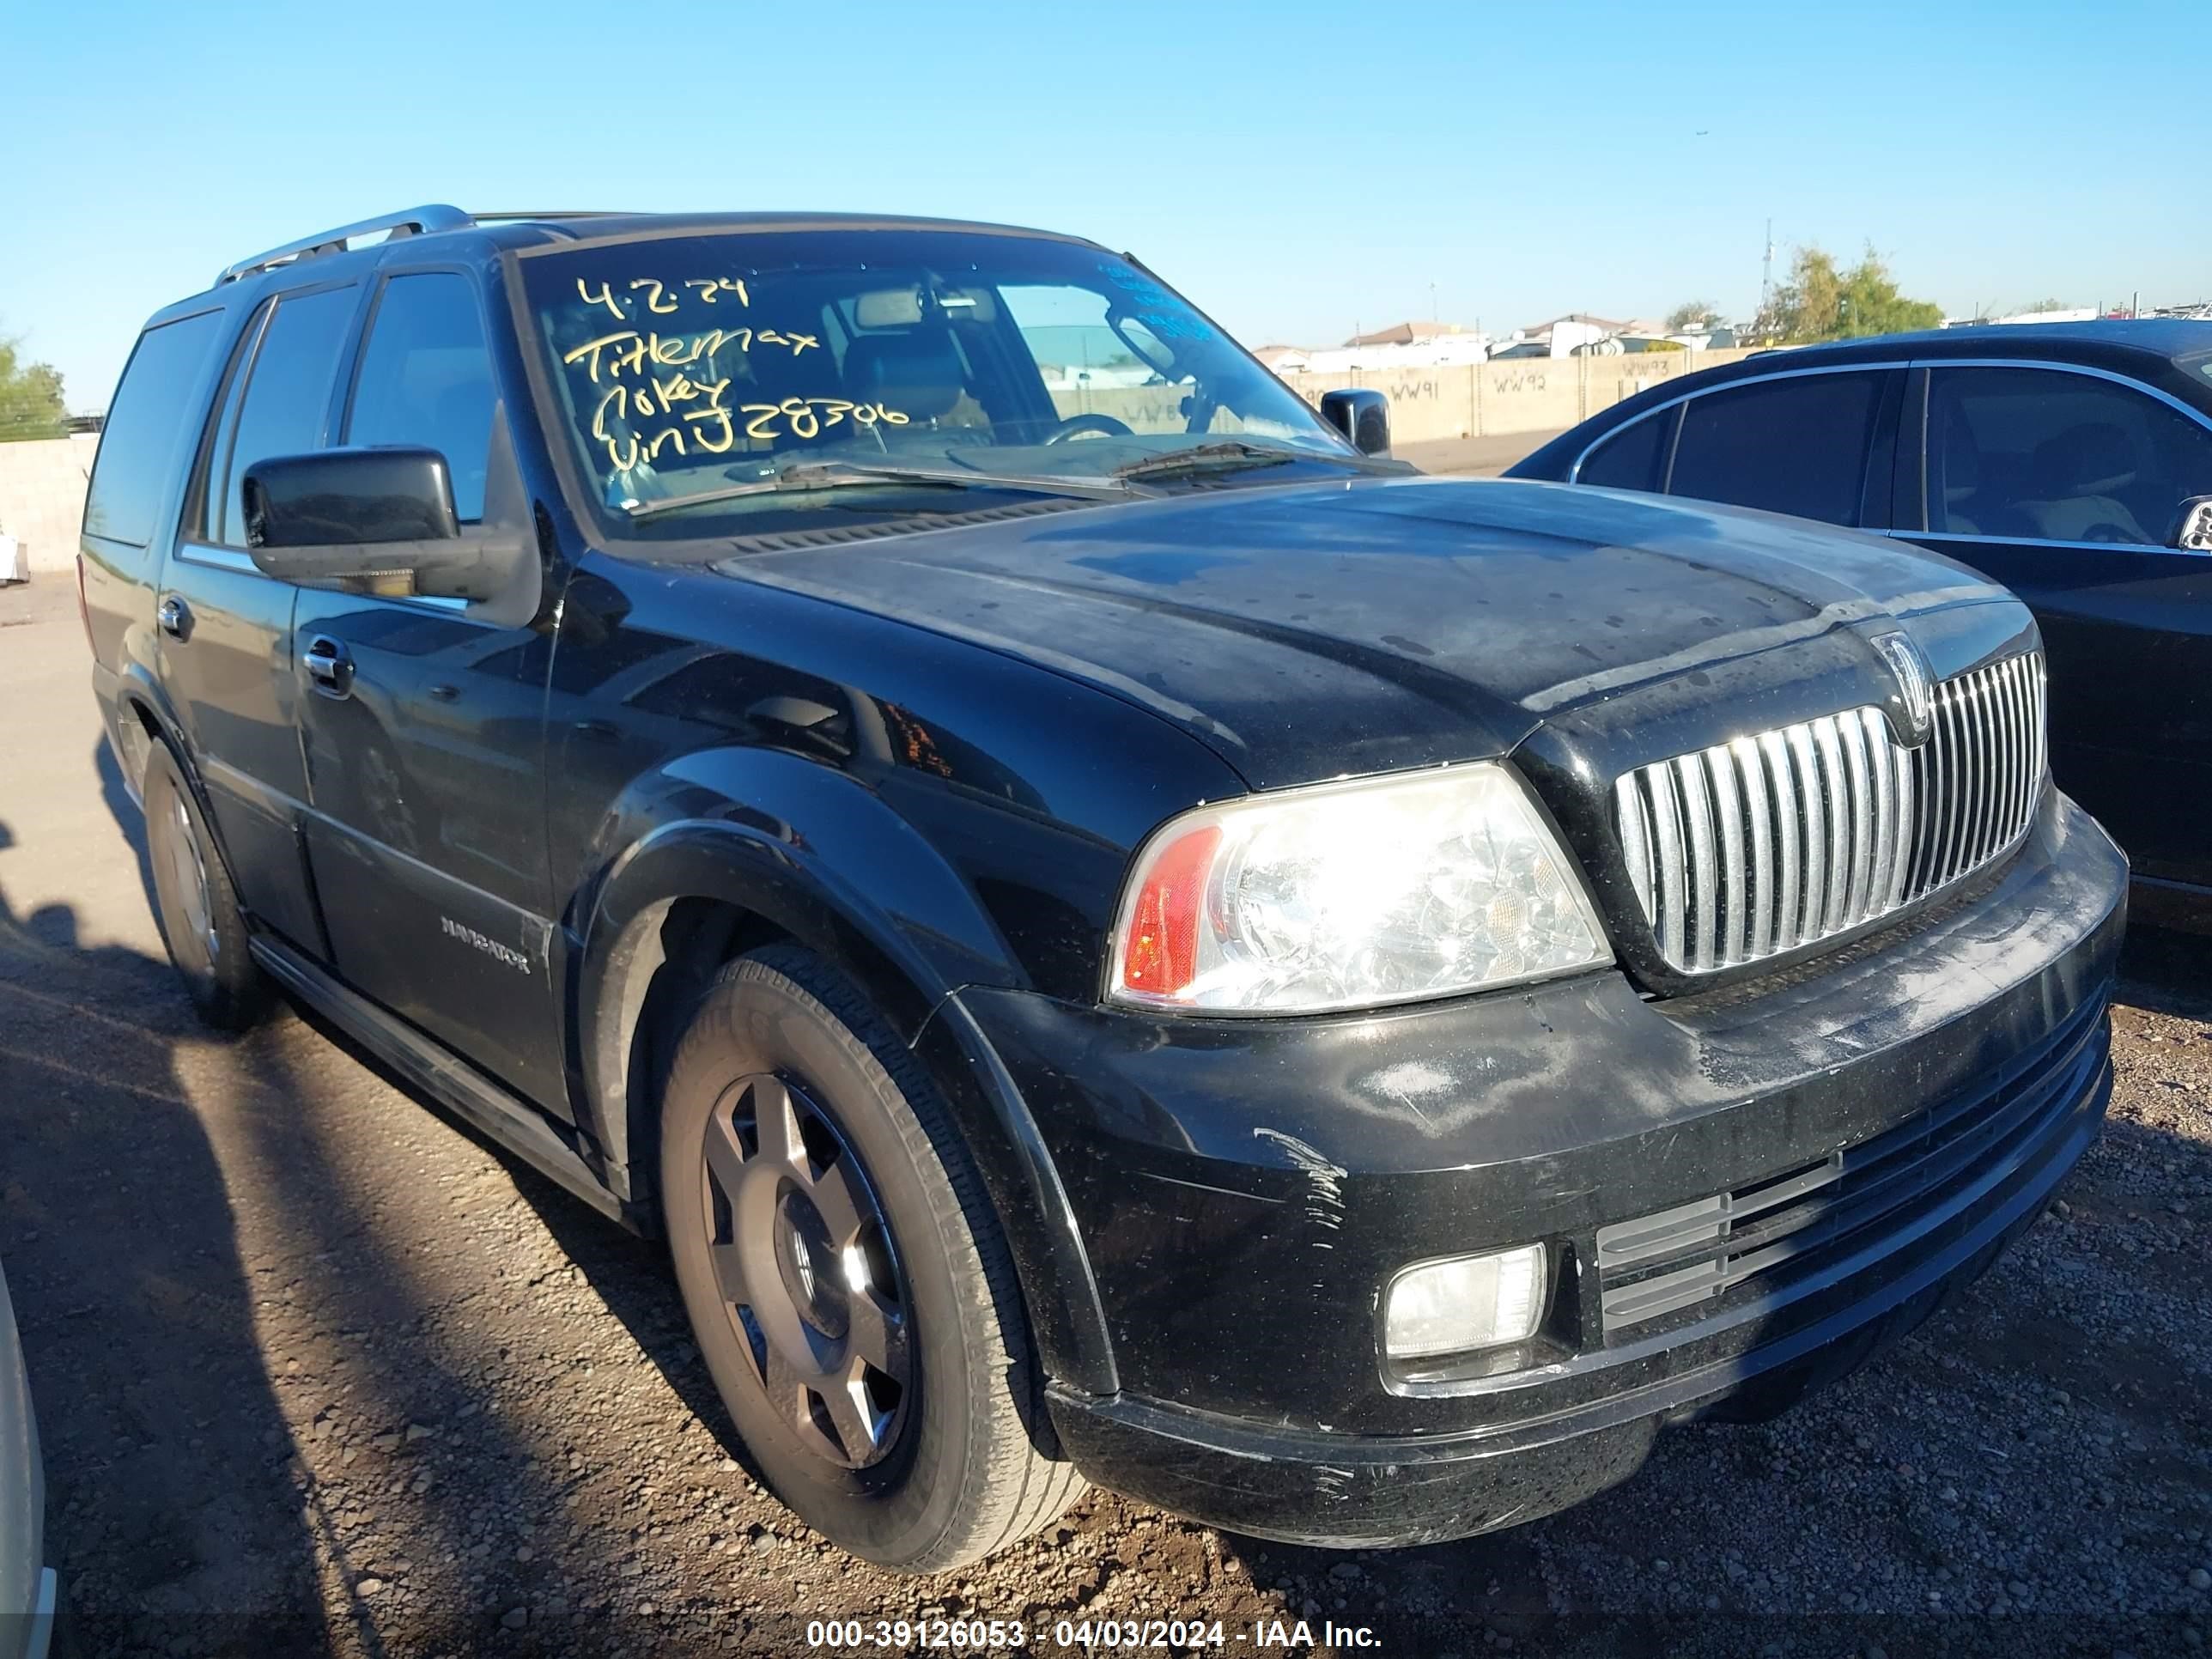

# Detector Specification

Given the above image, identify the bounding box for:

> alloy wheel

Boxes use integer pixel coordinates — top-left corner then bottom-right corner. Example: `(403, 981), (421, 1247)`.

(700, 1072), (913, 1469)
(161, 788), (219, 967)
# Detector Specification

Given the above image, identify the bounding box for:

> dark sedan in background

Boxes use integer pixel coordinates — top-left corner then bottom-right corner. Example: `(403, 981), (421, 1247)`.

(1511, 321), (2212, 924)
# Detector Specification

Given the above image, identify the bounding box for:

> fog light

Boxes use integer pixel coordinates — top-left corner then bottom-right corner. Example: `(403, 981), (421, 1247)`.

(1384, 1244), (1547, 1359)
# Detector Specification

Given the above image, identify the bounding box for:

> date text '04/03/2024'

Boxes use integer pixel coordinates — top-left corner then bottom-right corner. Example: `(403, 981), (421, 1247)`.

(559, 276), (910, 478)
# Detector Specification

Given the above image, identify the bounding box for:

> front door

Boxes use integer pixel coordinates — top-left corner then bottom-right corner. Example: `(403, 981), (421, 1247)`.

(288, 268), (568, 1112)
(156, 283), (362, 957)
(1901, 363), (2212, 889)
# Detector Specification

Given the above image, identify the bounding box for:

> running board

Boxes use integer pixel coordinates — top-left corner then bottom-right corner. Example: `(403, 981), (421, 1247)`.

(249, 935), (628, 1224)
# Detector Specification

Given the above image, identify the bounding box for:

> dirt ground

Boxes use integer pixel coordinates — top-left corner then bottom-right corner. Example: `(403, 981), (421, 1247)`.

(2, 572), (2207, 1659)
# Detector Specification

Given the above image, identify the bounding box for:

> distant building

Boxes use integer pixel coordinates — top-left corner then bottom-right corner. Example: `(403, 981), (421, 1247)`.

(1342, 321), (1472, 348)
(1032, 362), (1158, 392)
(1262, 328), (1493, 377)
(1990, 307), (2101, 326)
(1516, 313), (1635, 356)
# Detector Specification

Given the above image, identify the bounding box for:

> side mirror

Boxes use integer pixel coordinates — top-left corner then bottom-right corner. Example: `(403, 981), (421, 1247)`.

(2176, 495), (2212, 553)
(240, 416), (538, 623)
(1319, 387), (1391, 457)
(245, 447), (461, 549)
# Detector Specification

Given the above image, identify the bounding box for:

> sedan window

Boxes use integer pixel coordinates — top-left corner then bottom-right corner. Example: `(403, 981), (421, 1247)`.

(1668, 373), (1882, 526)
(1576, 410), (1669, 493)
(1925, 366), (2212, 546)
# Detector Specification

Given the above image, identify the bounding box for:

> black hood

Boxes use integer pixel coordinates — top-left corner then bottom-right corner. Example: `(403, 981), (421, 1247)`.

(716, 477), (2014, 790)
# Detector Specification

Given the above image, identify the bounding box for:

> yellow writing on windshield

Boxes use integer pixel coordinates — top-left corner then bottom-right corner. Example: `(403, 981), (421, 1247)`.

(578, 275), (751, 320)
(562, 326), (818, 382)
(588, 382), (907, 474)
(563, 274), (883, 484)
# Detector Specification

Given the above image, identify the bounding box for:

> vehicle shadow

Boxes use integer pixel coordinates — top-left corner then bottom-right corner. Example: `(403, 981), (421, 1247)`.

(73, 758), (672, 1652)
(2117, 920), (2212, 1020)
(0, 817), (335, 1656)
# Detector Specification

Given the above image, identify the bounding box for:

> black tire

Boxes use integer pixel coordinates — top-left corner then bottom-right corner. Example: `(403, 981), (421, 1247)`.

(660, 945), (1084, 1571)
(143, 743), (269, 1031)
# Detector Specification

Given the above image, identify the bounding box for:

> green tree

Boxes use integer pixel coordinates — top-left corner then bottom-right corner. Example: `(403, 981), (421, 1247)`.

(1665, 300), (1722, 331)
(1757, 245), (1941, 343)
(0, 329), (68, 442)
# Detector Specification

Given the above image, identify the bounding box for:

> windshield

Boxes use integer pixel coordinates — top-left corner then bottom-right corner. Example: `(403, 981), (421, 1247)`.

(516, 227), (1357, 533)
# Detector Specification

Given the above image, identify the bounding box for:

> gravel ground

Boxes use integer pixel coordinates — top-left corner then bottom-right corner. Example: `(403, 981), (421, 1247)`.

(2, 576), (2208, 1658)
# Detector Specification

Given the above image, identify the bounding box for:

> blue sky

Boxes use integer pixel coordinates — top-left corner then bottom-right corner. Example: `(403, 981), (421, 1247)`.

(5, 0), (2208, 410)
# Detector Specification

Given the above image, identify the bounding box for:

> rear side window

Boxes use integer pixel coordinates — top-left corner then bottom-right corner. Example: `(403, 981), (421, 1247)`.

(345, 274), (497, 520)
(212, 285), (358, 546)
(1925, 366), (2212, 545)
(1668, 373), (1881, 526)
(1577, 412), (1668, 492)
(82, 311), (224, 547)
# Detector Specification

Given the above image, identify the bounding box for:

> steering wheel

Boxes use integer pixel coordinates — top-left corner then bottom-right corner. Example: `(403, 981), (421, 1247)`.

(1042, 413), (1135, 444)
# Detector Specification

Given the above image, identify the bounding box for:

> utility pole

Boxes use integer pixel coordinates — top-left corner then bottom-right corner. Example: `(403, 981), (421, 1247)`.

(1759, 216), (1774, 324)
(1430, 282), (1438, 324)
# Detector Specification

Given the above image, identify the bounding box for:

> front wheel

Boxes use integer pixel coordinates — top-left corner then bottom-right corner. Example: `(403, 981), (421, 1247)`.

(660, 946), (1084, 1571)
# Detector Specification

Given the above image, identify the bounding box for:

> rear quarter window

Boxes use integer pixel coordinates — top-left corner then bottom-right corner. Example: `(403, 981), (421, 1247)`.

(82, 310), (226, 547)
(1576, 411), (1669, 492)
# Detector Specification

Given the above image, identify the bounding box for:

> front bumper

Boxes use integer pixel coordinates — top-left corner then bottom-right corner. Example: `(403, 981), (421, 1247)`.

(958, 792), (2126, 1545)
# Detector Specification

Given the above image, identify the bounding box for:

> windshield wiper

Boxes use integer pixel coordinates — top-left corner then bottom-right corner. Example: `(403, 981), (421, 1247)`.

(1111, 441), (1310, 483)
(625, 459), (1143, 520)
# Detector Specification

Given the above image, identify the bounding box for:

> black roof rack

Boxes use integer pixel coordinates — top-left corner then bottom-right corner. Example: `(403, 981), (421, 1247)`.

(215, 206), (624, 287)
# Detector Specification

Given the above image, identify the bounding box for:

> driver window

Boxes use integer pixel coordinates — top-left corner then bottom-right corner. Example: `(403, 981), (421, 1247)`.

(1926, 367), (2212, 546)
(1000, 285), (1197, 437)
(345, 274), (496, 521)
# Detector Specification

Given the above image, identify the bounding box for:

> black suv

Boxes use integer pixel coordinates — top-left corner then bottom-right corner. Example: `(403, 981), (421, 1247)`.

(80, 207), (2126, 1570)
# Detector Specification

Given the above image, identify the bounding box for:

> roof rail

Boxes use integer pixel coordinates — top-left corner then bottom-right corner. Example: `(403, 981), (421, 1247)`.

(467, 210), (623, 222)
(216, 204), (474, 287)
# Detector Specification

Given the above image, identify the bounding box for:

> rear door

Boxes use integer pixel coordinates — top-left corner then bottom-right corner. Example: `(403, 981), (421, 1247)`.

(1897, 362), (2212, 887)
(156, 282), (362, 956)
(289, 266), (568, 1112)
(1662, 367), (1904, 530)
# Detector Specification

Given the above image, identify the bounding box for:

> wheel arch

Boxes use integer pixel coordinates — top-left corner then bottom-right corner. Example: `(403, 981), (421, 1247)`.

(574, 813), (1118, 1395)
(110, 670), (253, 901)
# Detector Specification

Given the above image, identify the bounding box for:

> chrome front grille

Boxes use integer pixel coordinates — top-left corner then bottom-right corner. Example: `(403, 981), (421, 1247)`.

(1613, 653), (2047, 974)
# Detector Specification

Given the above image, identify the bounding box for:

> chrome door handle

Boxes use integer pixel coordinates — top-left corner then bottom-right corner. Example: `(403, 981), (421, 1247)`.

(156, 595), (191, 640)
(302, 635), (355, 698)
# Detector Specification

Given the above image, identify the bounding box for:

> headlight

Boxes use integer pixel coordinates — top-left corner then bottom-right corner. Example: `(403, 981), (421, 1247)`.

(1108, 763), (1611, 1015)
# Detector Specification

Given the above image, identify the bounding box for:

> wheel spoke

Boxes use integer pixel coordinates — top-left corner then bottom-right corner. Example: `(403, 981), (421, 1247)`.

(763, 1346), (814, 1427)
(702, 1110), (749, 1201)
(749, 1075), (803, 1173)
(844, 1286), (903, 1374)
(806, 1156), (867, 1248)
(709, 1241), (750, 1307)
(822, 1374), (888, 1461)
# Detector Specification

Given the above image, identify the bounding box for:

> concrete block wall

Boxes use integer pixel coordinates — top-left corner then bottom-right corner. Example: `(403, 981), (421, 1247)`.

(1282, 347), (1762, 444)
(0, 435), (100, 576)
(1051, 347), (1763, 451)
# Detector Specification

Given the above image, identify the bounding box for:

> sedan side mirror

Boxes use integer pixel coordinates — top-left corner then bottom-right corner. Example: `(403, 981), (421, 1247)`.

(2176, 495), (2212, 554)
(1318, 387), (1391, 458)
